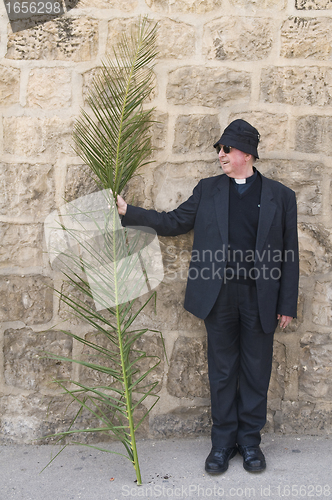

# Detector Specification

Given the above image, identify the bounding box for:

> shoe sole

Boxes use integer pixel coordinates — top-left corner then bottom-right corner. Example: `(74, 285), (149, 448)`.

(205, 448), (237, 474)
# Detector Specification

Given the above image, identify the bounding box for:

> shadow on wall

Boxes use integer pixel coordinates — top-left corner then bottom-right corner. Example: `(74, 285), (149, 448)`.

(2, 0), (80, 32)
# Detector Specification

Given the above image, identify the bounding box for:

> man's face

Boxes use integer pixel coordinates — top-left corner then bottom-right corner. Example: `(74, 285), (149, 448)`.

(218, 146), (253, 178)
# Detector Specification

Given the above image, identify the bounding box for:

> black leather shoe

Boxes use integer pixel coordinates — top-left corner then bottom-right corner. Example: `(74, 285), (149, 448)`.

(237, 445), (266, 472)
(205, 447), (237, 474)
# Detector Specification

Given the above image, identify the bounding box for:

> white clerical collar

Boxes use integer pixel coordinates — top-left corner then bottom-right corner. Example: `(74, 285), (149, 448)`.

(234, 178), (246, 184)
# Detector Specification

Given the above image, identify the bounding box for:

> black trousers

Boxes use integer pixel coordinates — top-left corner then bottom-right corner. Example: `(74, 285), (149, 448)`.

(204, 281), (275, 448)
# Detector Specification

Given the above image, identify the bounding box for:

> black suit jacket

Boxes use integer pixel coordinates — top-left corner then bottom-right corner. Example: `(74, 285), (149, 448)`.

(122, 171), (299, 333)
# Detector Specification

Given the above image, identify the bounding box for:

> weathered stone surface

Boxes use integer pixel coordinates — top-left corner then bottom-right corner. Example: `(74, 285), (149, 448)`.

(122, 175), (146, 208)
(65, 164), (99, 203)
(230, 0), (285, 8)
(0, 275), (53, 325)
(58, 281), (95, 325)
(261, 67), (332, 106)
(160, 233), (194, 282)
(229, 112), (288, 154)
(0, 66), (20, 106)
(167, 67), (251, 107)
(0, 393), (133, 444)
(298, 223), (332, 276)
(79, 0), (138, 8)
(107, 18), (195, 60)
(300, 332), (332, 400)
(0, 223), (43, 268)
(150, 112), (168, 151)
(152, 161), (221, 212)
(150, 406), (211, 438)
(4, 328), (72, 391)
(0, 394), (77, 444)
(6, 17), (98, 61)
(295, 116), (332, 155)
(281, 17), (332, 59)
(296, 0), (332, 9)
(27, 68), (72, 109)
(276, 401), (332, 434)
(267, 340), (286, 411)
(173, 115), (220, 154)
(80, 332), (164, 393)
(259, 160), (322, 216)
(3, 116), (74, 158)
(157, 18), (195, 59)
(312, 281), (332, 326)
(167, 336), (209, 398)
(0, 163), (55, 220)
(203, 17), (273, 61)
(131, 282), (205, 333)
(145, 0), (222, 13)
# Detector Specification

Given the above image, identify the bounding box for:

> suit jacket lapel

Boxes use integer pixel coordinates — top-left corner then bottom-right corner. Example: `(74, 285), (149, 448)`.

(255, 174), (276, 261)
(214, 174), (229, 249)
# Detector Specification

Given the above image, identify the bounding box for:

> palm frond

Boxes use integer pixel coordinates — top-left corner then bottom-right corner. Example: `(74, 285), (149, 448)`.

(42, 17), (162, 485)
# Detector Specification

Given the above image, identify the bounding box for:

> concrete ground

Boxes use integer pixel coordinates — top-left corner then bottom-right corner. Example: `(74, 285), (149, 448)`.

(1, 434), (331, 500)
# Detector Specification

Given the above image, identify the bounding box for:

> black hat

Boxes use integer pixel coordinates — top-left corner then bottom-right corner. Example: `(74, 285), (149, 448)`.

(214, 119), (260, 159)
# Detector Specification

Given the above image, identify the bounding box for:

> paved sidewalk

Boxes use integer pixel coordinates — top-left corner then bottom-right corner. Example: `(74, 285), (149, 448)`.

(1, 434), (331, 500)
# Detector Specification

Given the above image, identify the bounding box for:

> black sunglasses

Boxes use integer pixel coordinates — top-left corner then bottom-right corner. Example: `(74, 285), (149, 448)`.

(216, 145), (232, 154)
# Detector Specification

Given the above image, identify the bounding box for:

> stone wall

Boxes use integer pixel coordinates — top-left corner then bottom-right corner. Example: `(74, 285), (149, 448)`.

(1, 0), (332, 444)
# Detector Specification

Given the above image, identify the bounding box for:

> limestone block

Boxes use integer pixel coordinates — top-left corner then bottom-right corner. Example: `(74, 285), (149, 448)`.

(0, 163), (55, 220)
(267, 340), (286, 411)
(80, 332), (164, 393)
(152, 160), (221, 212)
(145, 0), (222, 13)
(160, 233), (194, 282)
(4, 328), (72, 391)
(203, 17), (273, 61)
(277, 401), (332, 434)
(261, 67), (332, 106)
(231, 0), (286, 8)
(0, 223), (43, 268)
(258, 160), (322, 216)
(150, 406), (211, 437)
(131, 282), (205, 333)
(296, 0), (332, 8)
(298, 223), (332, 276)
(312, 281), (332, 326)
(79, 0), (138, 9)
(281, 17), (332, 60)
(58, 281), (96, 325)
(0, 66), (20, 106)
(0, 275), (53, 325)
(150, 112), (168, 151)
(122, 175), (146, 208)
(0, 393), (125, 444)
(65, 164), (99, 203)
(3, 116), (74, 158)
(295, 116), (332, 155)
(107, 18), (195, 60)
(228, 111), (288, 154)
(6, 17), (98, 61)
(27, 68), (71, 109)
(167, 67), (251, 107)
(157, 18), (195, 59)
(300, 332), (332, 400)
(173, 115), (220, 154)
(167, 336), (209, 398)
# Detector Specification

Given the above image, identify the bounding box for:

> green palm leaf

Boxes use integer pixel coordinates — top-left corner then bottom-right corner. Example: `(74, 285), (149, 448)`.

(42, 17), (162, 485)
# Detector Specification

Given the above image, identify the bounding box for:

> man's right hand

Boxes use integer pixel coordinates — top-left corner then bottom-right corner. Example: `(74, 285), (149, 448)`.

(116, 194), (127, 216)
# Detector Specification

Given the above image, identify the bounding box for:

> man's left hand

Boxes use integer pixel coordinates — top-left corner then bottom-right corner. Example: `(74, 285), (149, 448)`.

(277, 314), (293, 329)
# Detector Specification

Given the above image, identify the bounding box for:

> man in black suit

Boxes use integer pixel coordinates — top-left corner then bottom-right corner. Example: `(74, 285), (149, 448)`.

(117, 119), (299, 474)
